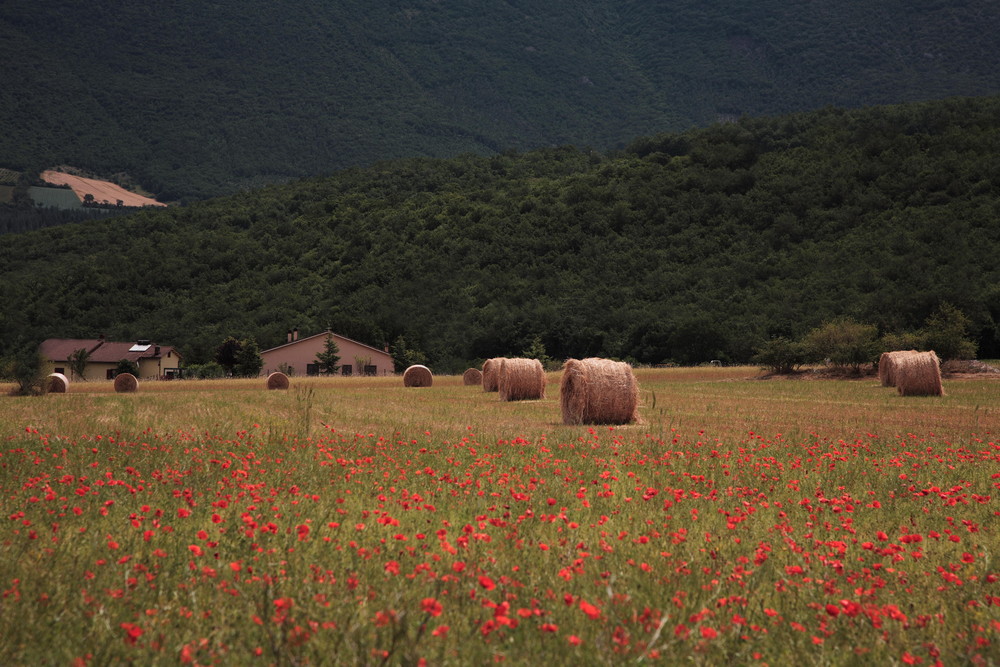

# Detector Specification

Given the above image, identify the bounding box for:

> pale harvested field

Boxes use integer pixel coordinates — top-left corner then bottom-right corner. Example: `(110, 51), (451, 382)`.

(40, 170), (165, 207)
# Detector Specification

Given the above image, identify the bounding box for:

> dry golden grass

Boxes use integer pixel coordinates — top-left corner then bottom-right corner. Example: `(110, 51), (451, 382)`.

(2, 366), (997, 445)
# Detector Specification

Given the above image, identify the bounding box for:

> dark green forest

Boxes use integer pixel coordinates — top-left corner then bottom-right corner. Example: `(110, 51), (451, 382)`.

(2, 96), (1000, 371)
(3, 0), (1000, 201)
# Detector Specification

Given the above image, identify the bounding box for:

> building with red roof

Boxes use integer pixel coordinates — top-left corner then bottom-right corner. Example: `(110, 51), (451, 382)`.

(39, 337), (183, 381)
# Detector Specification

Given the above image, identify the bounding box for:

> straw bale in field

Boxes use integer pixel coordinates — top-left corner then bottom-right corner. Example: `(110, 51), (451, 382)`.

(560, 358), (639, 425)
(463, 368), (483, 386)
(48, 373), (69, 393)
(266, 372), (290, 390)
(482, 357), (506, 392)
(895, 351), (943, 396)
(498, 358), (546, 401)
(403, 364), (433, 387)
(878, 350), (917, 387)
(113, 373), (138, 393)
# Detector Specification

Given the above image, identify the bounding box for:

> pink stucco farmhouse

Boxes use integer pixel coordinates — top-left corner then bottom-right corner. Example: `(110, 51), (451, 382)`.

(259, 329), (395, 377)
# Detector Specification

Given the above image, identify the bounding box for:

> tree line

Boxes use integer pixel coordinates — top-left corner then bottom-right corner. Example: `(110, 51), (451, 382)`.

(2, 95), (1000, 374)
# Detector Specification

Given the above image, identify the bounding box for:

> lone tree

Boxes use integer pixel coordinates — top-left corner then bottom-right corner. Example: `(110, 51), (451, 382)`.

(314, 334), (341, 375)
(215, 336), (264, 377)
(389, 335), (426, 372)
(234, 338), (263, 377)
(215, 336), (242, 376)
(1, 344), (47, 396)
(921, 303), (977, 360)
(68, 347), (91, 380)
(115, 359), (140, 378)
(752, 336), (806, 374)
(802, 317), (881, 373)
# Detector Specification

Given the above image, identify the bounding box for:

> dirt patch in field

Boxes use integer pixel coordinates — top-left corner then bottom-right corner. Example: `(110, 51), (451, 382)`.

(40, 170), (165, 207)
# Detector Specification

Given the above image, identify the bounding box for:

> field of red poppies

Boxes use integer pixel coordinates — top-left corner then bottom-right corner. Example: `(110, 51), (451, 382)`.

(1, 369), (998, 665)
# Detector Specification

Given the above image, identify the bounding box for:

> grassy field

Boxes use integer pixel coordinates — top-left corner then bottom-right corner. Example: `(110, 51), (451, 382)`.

(1, 367), (998, 665)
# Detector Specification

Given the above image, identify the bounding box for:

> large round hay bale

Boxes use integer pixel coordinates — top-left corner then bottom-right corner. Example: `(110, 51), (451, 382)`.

(266, 372), (290, 390)
(463, 368), (483, 386)
(113, 372), (138, 393)
(895, 351), (943, 396)
(879, 350), (917, 387)
(560, 358), (639, 425)
(48, 372), (69, 393)
(403, 364), (433, 387)
(498, 358), (546, 401)
(482, 357), (506, 392)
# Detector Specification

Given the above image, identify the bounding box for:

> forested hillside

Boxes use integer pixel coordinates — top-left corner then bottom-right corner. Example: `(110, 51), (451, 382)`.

(2, 96), (999, 371)
(3, 0), (1000, 200)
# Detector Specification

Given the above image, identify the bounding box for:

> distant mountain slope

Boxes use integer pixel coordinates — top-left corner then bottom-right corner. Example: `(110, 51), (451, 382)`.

(2, 1), (999, 200)
(2, 96), (1000, 369)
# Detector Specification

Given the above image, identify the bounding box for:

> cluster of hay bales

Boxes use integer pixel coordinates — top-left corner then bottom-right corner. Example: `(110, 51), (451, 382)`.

(403, 364), (433, 387)
(47, 373), (69, 393)
(470, 356), (642, 424)
(879, 350), (943, 396)
(560, 358), (639, 425)
(113, 373), (138, 393)
(266, 372), (290, 390)
(498, 358), (546, 401)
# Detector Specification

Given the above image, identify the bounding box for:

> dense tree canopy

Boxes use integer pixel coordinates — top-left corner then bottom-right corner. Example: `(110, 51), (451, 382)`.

(2, 96), (1000, 372)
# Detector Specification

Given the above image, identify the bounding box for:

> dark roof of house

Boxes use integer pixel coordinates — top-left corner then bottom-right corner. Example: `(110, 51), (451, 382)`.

(39, 338), (182, 363)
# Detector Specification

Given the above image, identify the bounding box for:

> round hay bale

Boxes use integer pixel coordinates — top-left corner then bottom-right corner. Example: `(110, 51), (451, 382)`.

(403, 364), (433, 387)
(463, 368), (483, 386)
(48, 372), (69, 393)
(498, 358), (546, 401)
(896, 351), (943, 396)
(266, 372), (290, 390)
(560, 358), (639, 425)
(113, 372), (138, 393)
(878, 350), (917, 387)
(482, 357), (507, 392)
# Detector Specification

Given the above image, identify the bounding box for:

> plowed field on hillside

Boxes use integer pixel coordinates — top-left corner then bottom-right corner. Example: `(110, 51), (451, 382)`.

(40, 171), (165, 207)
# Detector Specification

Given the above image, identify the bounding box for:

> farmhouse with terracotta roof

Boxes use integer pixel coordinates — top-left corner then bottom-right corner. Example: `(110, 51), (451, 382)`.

(39, 337), (183, 381)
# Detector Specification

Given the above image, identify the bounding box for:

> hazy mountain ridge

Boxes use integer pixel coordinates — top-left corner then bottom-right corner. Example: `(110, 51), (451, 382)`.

(2, 0), (999, 200)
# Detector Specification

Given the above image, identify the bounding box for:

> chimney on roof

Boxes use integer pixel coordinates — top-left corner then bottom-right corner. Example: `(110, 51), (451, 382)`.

(287, 329), (293, 344)
(292, 328), (299, 342)
(154, 346), (160, 356)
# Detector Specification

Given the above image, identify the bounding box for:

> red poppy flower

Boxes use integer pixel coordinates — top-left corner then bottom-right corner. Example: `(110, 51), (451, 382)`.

(421, 597), (443, 617)
(120, 622), (143, 645)
(579, 600), (601, 619)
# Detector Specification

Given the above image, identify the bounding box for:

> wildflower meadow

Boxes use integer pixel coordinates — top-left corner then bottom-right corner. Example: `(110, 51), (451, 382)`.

(1, 368), (998, 665)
